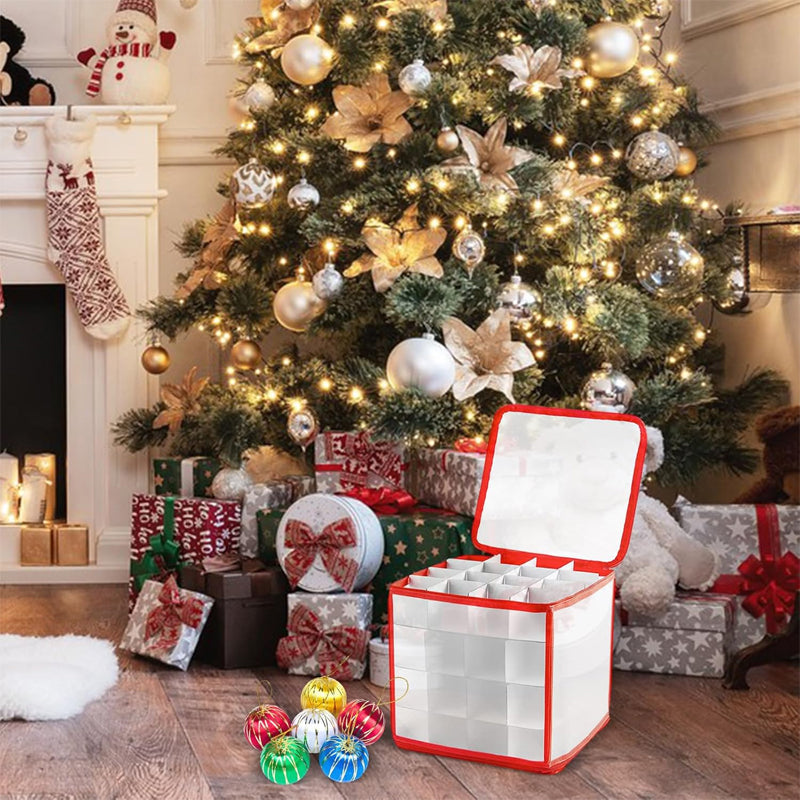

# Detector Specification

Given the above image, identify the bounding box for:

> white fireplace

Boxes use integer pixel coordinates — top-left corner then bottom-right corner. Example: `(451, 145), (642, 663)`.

(0, 105), (173, 582)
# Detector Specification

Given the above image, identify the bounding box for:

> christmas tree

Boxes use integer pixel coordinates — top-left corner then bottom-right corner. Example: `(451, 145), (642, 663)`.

(114, 0), (784, 486)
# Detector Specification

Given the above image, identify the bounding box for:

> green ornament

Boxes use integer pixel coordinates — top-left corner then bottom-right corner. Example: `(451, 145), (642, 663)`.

(260, 736), (310, 785)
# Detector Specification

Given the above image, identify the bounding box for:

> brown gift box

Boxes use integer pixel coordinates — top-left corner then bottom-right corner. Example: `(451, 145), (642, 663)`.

(20, 525), (53, 566)
(54, 524), (89, 566)
(179, 562), (289, 669)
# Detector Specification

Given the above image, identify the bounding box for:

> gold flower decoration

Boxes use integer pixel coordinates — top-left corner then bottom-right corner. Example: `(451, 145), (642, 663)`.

(442, 309), (535, 401)
(245, 0), (319, 53)
(490, 44), (584, 95)
(441, 118), (534, 194)
(550, 169), (611, 201)
(374, 0), (448, 20)
(153, 367), (209, 434)
(320, 73), (413, 153)
(345, 204), (446, 292)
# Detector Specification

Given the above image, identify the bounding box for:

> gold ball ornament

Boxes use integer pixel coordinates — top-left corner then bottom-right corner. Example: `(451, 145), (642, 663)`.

(141, 345), (170, 374)
(301, 676), (348, 717)
(280, 34), (334, 86)
(673, 146), (698, 177)
(436, 126), (460, 153)
(273, 279), (326, 332)
(586, 21), (640, 79)
(230, 339), (262, 370)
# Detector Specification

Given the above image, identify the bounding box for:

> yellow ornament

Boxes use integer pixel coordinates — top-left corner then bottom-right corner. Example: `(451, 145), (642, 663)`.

(141, 345), (170, 375)
(436, 126), (459, 152)
(674, 146), (698, 177)
(300, 676), (347, 716)
(230, 339), (262, 370)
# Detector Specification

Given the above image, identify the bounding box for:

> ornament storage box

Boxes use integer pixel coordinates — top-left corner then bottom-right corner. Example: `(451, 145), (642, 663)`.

(389, 406), (646, 773)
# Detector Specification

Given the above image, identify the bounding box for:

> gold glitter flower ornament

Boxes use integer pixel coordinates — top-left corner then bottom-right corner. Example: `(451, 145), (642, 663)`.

(491, 44), (584, 95)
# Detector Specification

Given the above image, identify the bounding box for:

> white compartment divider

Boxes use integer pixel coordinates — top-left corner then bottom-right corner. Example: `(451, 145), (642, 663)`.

(426, 566), (468, 580)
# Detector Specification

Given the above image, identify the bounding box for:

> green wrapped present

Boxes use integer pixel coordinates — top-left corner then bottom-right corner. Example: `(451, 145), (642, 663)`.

(256, 508), (289, 564)
(153, 457), (221, 498)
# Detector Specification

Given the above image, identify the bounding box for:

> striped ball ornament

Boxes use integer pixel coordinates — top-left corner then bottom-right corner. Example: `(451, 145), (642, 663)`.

(337, 700), (385, 746)
(292, 708), (339, 754)
(260, 736), (310, 785)
(243, 704), (292, 750)
(319, 734), (369, 783)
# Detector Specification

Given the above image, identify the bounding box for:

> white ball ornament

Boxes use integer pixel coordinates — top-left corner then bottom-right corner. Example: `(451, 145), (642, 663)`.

(386, 333), (456, 398)
(398, 59), (432, 95)
(625, 131), (680, 181)
(211, 465), (253, 500)
(230, 159), (277, 209)
(292, 709), (339, 754)
(280, 34), (334, 86)
(312, 262), (344, 300)
(287, 177), (320, 210)
(239, 80), (276, 113)
(586, 21), (640, 79)
(273, 278), (326, 332)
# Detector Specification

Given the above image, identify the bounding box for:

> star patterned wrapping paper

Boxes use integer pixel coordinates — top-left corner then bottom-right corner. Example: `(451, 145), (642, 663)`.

(675, 502), (800, 648)
(152, 457), (221, 498)
(614, 593), (736, 678)
(240, 481), (294, 558)
(407, 449), (486, 517)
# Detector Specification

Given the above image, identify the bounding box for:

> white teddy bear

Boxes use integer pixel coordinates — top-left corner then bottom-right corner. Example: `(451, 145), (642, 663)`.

(615, 426), (718, 618)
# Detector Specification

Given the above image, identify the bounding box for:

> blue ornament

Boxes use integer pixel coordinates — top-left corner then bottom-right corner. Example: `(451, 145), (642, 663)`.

(318, 734), (369, 783)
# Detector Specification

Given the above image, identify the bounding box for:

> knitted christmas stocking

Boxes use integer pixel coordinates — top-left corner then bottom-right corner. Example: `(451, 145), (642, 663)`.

(44, 116), (130, 340)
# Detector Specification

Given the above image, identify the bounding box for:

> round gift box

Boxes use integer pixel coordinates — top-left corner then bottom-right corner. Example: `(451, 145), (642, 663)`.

(276, 494), (384, 593)
(369, 637), (390, 688)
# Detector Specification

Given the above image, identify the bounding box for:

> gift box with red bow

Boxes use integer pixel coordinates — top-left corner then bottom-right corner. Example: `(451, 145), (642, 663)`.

(675, 501), (800, 648)
(120, 576), (214, 670)
(276, 592), (373, 678)
(314, 431), (408, 493)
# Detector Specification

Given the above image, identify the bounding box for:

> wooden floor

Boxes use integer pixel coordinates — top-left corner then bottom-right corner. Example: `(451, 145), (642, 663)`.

(0, 586), (797, 800)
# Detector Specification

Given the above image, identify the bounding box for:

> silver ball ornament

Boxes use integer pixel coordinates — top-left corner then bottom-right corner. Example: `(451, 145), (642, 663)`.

(398, 59), (432, 95)
(495, 274), (541, 322)
(312, 262), (344, 300)
(581, 362), (636, 413)
(586, 22), (640, 78)
(273, 279), (326, 331)
(239, 80), (276, 113)
(452, 225), (486, 274)
(636, 230), (705, 298)
(625, 131), (680, 181)
(285, 0), (316, 8)
(280, 34), (334, 86)
(230, 158), (276, 209)
(211, 465), (253, 500)
(287, 406), (319, 450)
(292, 709), (338, 754)
(386, 333), (456, 398)
(287, 177), (320, 210)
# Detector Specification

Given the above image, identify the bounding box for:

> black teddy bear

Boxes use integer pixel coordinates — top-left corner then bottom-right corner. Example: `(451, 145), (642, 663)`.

(1, 16), (56, 106)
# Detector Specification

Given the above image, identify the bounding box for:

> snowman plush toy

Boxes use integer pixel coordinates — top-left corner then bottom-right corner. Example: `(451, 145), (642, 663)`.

(77, 0), (179, 104)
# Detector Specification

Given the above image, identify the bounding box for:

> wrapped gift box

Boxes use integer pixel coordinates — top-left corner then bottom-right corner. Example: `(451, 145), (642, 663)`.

(315, 431), (407, 493)
(275, 493), (384, 593)
(408, 448), (486, 517)
(153, 457), (221, 498)
(675, 501), (800, 648)
(390, 405), (647, 774)
(180, 561), (289, 669)
(120, 577), (213, 670)
(256, 508), (286, 564)
(241, 481), (294, 559)
(614, 593), (736, 677)
(20, 524), (53, 566)
(53, 524), (89, 566)
(277, 592), (373, 678)
(129, 494), (241, 610)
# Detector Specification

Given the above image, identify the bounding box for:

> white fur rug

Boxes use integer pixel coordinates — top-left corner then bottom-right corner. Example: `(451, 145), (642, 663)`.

(0, 634), (118, 721)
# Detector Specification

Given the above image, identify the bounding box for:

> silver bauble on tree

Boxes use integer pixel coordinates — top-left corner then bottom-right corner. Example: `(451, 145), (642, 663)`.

(625, 131), (680, 181)
(273, 277), (326, 331)
(452, 225), (486, 274)
(586, 22), (640, 78)
(287, 406), (319, 450)
(238, 80), (276, 113)
(636, 230), (705, 298)
(230, 158), (277, 209)
(495, 274), (541, 322)
(385, 333), (456, 398)
(287, 177), (320, 210)
(581, 363), (636, 413)
(312, 261), (344, 300)
(398, 59), (432, 95)
(645, 0), (672, 18)
(212, 464), (253, 500)
(280, 34), (334, 85)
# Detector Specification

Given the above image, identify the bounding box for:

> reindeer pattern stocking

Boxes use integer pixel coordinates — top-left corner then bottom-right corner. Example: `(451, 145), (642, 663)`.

(44, 115), (130, 339)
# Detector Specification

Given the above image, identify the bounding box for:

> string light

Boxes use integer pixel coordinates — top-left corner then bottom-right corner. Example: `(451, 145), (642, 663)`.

(265, 388), (279, 401)
(281, 356), (292, 366)
(341, 200), (354, 214)
(428, 216), (441, 229)
(406, 177), (421, 193)
(349, 386), (364, 403)
(340, 13), (356, 28)
(297, 150), (311, 164)
(318, 377), (333, 391)
(303, 104), (319, 122)
(454, 215), (467, 229)
(376, 17), (389, 31)
(435, 177), (449, 191)
(271, 141), (286, 154)
(259, 224), (272, 236)
(432, 20), (446, 33)
(552, 133), (566, 147)
(353, 156), (367, 169)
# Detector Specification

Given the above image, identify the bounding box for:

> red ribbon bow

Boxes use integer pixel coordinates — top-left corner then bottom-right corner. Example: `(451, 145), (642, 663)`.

(276, 604), (369, 680)
(453, 437), (488, 454)
(283, 516), (359, 591)
(711, 505), (800, 634)
(144, 576), (206, 653)
(341, 486), (417, 514)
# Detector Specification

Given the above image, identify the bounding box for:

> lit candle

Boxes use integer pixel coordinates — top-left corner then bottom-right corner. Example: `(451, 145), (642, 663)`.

(0, 453), (19, 523)
(25, 453), (56, 522)
(0, 452), (19, 486)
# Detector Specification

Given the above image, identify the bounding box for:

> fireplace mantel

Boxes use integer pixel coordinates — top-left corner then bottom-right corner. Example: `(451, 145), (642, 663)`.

(0, 105), (174, 583)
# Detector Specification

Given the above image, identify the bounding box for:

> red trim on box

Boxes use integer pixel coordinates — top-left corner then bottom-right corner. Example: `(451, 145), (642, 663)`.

(543, 607), (554, 763)
(316, 463), (408, 472)
(607, 578), (616, 711)
(470, 404), (647, 571)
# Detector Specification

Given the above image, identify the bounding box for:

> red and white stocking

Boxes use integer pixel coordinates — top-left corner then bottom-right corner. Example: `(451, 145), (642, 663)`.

(44, 116), (130, 340)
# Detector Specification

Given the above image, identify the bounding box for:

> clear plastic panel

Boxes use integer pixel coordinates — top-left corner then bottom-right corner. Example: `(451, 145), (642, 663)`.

(425, 630), (465, 676)
(506, 640), (546, 685)
(508, 726), (544, 761)
(393, 624), (427, 671)
(476, 409), (643, 564)
(465, 634), (506, 681)
(468, 720), (508, 757)
(392, 593), (429, 628)
(468, 678), (508, 725)
(430, 713), (468, 749)
(507, 684), (545, 729)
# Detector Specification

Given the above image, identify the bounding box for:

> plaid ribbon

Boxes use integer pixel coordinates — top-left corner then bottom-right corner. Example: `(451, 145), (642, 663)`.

(143, 576), (205, 653)
(130, 496), (183, 591)
(318, 431), (406, 489)
(711, 504), (800, 634)
(276, 604), (369, 679)
(86, 43), (152, 96)
(283, 515), (359, 591)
